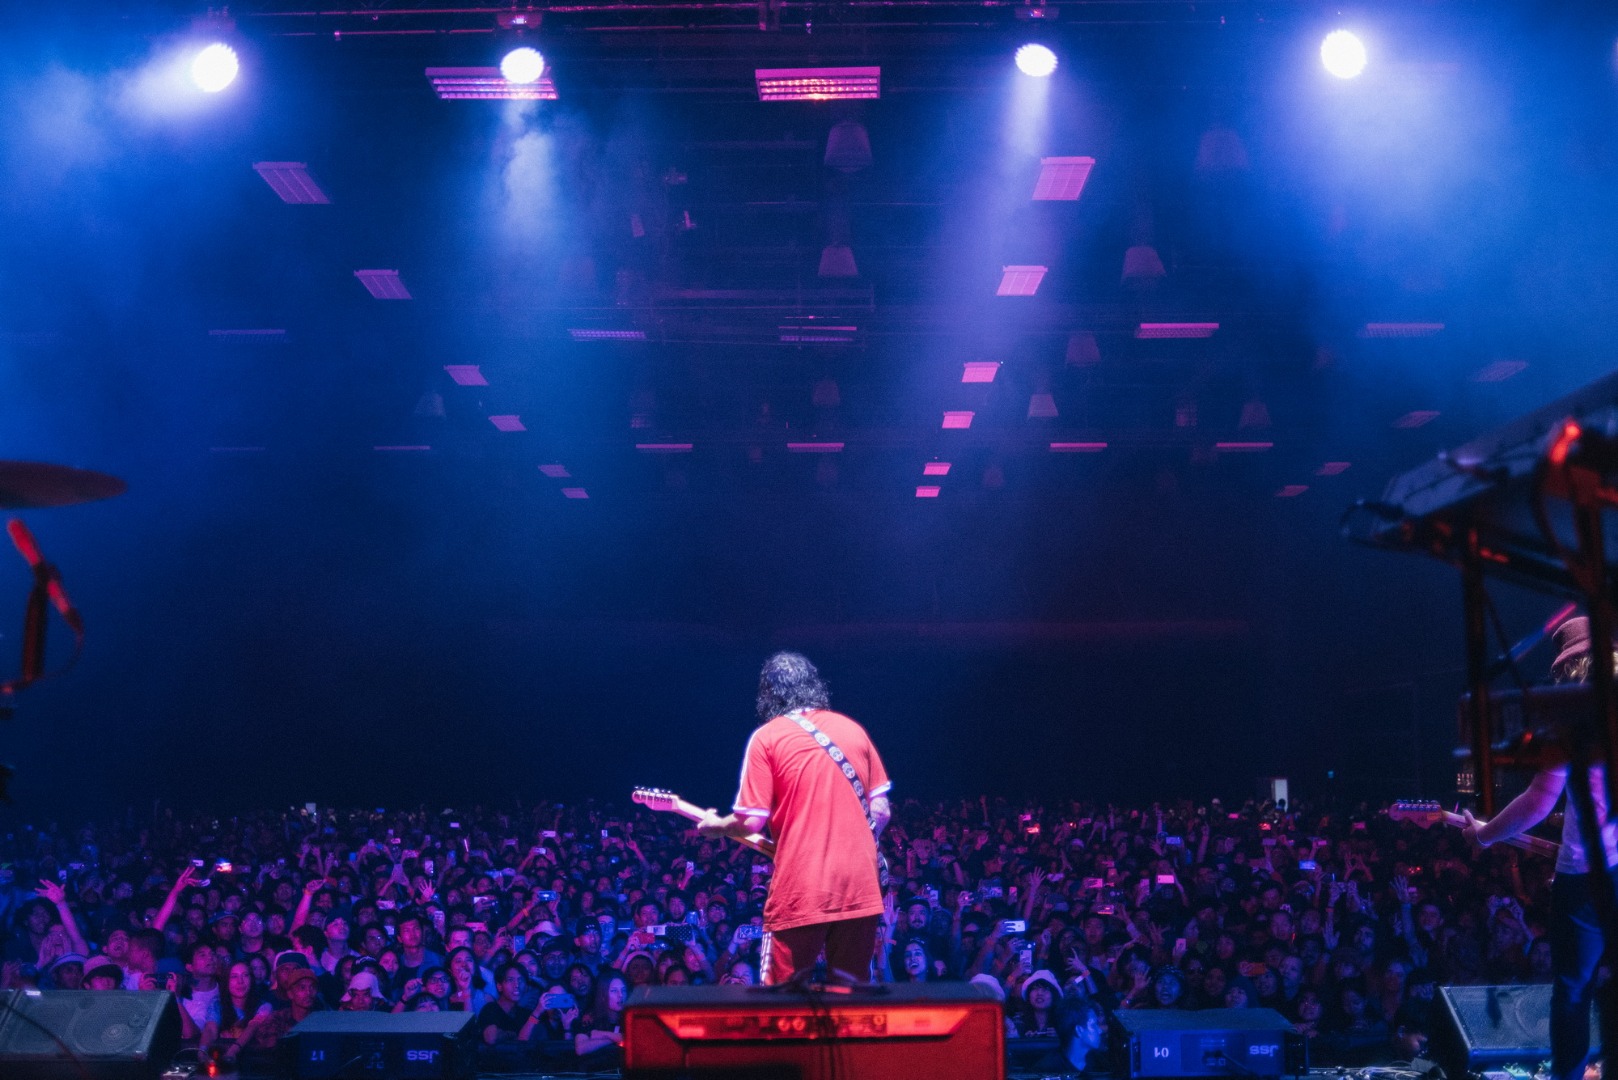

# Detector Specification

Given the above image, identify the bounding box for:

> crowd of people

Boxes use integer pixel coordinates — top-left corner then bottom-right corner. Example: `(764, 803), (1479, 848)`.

(0, 794), (1564, 1073)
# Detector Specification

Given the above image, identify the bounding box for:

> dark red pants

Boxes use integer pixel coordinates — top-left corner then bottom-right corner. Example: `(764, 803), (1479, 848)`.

(760, 914), (882, 985)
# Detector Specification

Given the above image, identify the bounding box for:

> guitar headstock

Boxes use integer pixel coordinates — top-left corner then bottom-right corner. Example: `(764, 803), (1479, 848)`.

(633, 787), (679, 811)
(1389, 800), (1445, 828)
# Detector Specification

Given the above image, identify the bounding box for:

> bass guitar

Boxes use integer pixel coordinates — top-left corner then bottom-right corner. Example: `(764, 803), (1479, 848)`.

(1389, 800), (1561, 860)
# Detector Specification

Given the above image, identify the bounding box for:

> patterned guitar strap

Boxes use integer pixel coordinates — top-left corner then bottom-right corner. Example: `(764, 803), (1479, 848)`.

(786, 708), (890, 890)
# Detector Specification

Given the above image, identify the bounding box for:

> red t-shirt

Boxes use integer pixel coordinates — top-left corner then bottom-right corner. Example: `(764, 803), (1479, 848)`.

(734, 709), (891, 932)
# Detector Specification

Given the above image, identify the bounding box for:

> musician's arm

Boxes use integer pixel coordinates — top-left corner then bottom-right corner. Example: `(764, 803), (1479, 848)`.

(870, 795), (891, 839)
(697, 812), (769, 840)
(1468, 769), (1565, 847)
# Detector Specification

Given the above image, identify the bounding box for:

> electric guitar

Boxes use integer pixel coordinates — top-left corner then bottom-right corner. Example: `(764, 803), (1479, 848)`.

(632, 787), (777, 859)
(1389, 800), (1561, 860)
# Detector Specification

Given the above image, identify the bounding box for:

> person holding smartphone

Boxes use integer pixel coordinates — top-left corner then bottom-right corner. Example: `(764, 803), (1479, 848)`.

(697, 652), (892, 986)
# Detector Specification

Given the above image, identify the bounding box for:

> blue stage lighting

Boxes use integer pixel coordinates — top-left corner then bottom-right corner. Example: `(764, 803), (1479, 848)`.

(190, 43), (239, 93)
(501, 47), (546, 85)
(1320, 30), (1367, 79)
(1015, 44), (1058, 78)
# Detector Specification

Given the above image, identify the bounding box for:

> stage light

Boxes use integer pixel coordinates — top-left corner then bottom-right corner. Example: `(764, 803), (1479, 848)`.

(500, 46), (546, 85)
(1320, 30), (1367, 79)
(1015, 44), (1058, 78)
(190, 43), (239, 93)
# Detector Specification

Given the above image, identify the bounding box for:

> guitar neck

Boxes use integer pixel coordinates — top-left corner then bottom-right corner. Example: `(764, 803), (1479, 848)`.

(638, 793), (776, 859)
(1438, 809), (1561, 859)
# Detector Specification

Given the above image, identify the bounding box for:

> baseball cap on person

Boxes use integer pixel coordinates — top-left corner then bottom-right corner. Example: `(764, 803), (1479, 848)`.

(283, 967), (318, 991)
(83, 956), (122, 983)
(274, 951), (311, 971)
(342, 971), (382, 1002)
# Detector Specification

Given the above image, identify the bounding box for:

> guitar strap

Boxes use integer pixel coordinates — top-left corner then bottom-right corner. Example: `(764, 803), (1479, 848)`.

(786, 708), (889, 888)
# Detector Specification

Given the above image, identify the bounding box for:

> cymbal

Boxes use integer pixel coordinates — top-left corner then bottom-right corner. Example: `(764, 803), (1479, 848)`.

(0, 461), (126, 510)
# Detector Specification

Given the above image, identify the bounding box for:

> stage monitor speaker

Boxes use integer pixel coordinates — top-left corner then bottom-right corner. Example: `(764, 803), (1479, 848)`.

(1435, 984), (1597, 1075)
(0, 989), (181, 1080)
(623, 981), (1005, 1080)
(1113, 1007), (1299, 1078)
(285, 1010), (478, 1080)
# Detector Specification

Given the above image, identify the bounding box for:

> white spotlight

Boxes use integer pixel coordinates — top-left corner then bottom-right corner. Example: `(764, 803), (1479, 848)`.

(1015, 44), (1058, 78)
(1320, 30), (1367, 79)
(501, 47), (546, 85)
(190, 43), (239, 93)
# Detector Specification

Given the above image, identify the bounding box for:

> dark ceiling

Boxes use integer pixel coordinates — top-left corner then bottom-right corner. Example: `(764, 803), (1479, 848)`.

(1, 1), (1616, 808)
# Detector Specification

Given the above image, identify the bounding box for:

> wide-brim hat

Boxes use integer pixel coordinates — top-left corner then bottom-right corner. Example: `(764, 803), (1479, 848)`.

(1554, 616), (1592, 672)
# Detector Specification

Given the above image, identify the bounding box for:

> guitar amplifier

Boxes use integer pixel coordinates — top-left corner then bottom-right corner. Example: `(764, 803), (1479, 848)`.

(284, 1011), (478, 1080)
(624, 982), (1004, 1080)
(1433, 984), (1598, 1076)
(1113, 1008), (1300, 1078)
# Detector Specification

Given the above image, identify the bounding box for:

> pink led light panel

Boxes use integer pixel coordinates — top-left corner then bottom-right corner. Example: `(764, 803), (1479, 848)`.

(923, 462), (951, 476)
(538, 464), (570, 478)
(755, 67), (880, 101)
(1136, 322), (1219, 339)
(962, 362), (1000, 383)
(561, 488), (589, 499)
(1360, 322), (1445, 338)
(427, 67), (558, 101)
(354, 270), (411, 300)
(787, 442), (844, 453)
(997, 266), (1047, 296)
(1276, 485), (1309, 498)
(569, 328), (648, 341)
(1049, 442), (1107, 452)
(1032, 157), (1096, 201)
(1316, 461), (1352, 476)
(252, 162), (330, 204)
(778, 324), (857, 343)
(915, 486), (941, 498)
(1393, 410), (1440, 429)
(488, 415), (526, 432)
(941, 411), (974, 430)
(1475, 360), (1528, 382)
(444, 365), (488, 386)
(635, 443), (693, 453)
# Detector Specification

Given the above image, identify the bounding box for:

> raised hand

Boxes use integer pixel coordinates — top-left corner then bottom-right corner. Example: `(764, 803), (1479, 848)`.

(35, 879), (66, 905)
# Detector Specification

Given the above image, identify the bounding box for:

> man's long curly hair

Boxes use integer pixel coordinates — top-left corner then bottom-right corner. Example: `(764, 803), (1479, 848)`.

(756, 651), (830, 722)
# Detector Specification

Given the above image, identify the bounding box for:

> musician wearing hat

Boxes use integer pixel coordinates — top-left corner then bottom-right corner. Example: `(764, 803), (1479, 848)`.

(1463, 615), (1618, 1080)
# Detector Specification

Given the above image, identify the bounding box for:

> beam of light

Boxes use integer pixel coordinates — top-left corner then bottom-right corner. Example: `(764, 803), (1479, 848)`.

(190, 43), (239, 93)
(1004, 58), (1053, 158)
(1320, 31), (1367, 79)
(500, 47), (546, 85)
(1015, 44), (1058, 78)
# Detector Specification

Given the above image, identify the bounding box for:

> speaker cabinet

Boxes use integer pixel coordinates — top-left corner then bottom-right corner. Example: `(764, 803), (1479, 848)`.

(285, 1010), (478, 1080)
(624, 982), (1005, 1080)
(0, 990), (181, 1080)
(1434, 984), (1598, 1075)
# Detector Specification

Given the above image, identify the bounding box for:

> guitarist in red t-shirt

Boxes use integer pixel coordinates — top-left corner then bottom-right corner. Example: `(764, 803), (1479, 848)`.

(697, 652), (892, 985)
